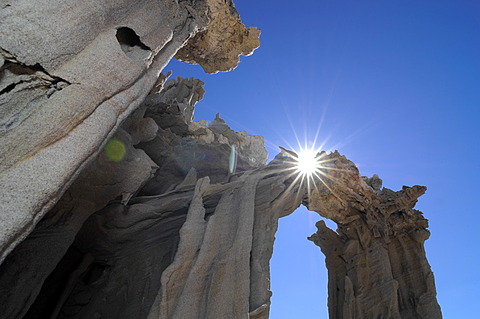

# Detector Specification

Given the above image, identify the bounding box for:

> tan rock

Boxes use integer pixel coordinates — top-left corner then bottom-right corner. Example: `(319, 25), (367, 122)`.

(0, 73), (441, 319)
(175, 0), (261, 73)
(307, 155), (442, 318)
(0, 2), (441, 317)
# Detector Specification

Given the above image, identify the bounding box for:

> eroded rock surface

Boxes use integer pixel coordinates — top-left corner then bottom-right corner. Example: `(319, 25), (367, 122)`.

(0, 74), (292, 318)
(175, 0), (261, 73)
(0, 124), (157, 319)
(0, 74), (441, 318)
(0, 2), (441, 318)
(307, 155), (442, 318)
(0, 0), (260, 265)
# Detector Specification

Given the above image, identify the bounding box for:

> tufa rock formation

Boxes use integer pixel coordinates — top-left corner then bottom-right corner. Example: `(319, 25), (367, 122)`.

(174, 0), (261, 73)
(307, 165), (441, 318)
(0, 0), (260, 265)
(0, 1), (441, 318)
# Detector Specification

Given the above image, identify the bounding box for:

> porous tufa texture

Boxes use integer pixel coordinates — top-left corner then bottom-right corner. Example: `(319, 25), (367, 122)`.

(175, 0), (261, 73)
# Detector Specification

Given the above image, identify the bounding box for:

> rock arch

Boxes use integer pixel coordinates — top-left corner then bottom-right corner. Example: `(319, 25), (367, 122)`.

(0, 76), (441, 318)
(0, 1), (441, 317)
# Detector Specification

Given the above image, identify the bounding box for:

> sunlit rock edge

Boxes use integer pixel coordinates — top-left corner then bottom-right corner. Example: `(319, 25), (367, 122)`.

(0, 1), (441, 318)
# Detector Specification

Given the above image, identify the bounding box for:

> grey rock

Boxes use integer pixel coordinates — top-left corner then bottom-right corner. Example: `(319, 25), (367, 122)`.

(0, 127), (157, 319)
(362, 173), (383, 191)
(209, 113), (241, 144)
(143, 76), (206, 135)
(0, 2), (441, 318)
(0, 0), (260, 265)
(0, 69), (441, 319)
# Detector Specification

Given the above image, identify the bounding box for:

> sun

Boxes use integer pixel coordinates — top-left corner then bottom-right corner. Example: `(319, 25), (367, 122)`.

(277, 145), (334, 204)
(295, 148), (321, 177)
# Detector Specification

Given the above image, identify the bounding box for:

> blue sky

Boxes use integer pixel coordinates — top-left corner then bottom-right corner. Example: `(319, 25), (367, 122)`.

(166, 0), (480, 317)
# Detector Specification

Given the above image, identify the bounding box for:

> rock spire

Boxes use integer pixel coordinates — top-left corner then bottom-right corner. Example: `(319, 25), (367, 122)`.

(0, 1), (440, 318)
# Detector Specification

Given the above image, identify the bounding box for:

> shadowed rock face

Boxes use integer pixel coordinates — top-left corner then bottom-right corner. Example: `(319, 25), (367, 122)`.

(306, 156), (442, 319)
(0, 0), (260, 266)
(0, 2), (440, 318)
(0, 75), (441, 318)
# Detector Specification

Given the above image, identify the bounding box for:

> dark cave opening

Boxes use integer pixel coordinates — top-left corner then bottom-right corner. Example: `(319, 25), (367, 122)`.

(116, 27), (151, 52)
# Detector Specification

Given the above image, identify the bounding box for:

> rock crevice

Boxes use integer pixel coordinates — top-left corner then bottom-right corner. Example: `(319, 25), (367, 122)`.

(0, 73), (441, 319)
(0, 2), (441, 318)
(0, 0), (260, 265)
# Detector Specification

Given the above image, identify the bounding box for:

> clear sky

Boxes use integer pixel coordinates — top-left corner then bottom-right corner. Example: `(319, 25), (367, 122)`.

(166, 0), (480, 317)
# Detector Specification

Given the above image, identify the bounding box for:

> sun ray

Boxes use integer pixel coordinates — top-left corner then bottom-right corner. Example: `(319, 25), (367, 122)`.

(313, 171), (343, 201)
(281, 170), (305, 198)
(294, 174), (307, 204)
(306, 173), (312, 202)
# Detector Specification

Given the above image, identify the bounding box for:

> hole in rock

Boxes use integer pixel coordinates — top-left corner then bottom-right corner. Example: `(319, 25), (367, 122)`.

(116, 27), (150, 50)
(270, 206), (335, 318)
(116, 27), (151, 60)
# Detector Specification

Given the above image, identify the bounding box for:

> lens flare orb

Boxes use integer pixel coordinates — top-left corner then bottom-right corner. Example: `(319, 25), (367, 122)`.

(104, 139), (126, 162)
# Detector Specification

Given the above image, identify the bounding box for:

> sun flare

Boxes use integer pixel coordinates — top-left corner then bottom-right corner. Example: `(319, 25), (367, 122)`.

(276, 144), (341, 205)
(295, 149), (321, 176)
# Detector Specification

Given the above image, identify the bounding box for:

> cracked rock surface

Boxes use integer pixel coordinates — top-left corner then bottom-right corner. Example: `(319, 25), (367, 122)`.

(175, 0), (261, 73)
(0, 2), (440, 318)
(0, 75), (441, 318)
(307, 155), (442, 318)
(0, 0), (260, 264)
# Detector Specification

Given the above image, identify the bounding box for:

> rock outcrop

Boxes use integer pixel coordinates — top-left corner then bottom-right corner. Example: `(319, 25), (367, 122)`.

(174, 0), (261, 73)
(0, 0), (260, 265)
(0, 1), (441, 318)
(307, 157), (442, 318)
(0, 74), (441, 318)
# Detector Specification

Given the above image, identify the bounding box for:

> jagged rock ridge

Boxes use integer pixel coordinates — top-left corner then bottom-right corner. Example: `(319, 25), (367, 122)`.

(0, 1), (441, 318)
(0, 0), (260, 265)
(0, 75), (441, 318)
